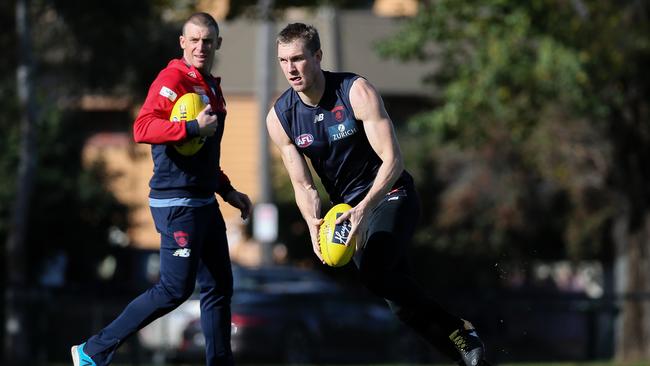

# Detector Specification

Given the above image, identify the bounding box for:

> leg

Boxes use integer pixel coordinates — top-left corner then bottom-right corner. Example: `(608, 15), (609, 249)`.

(81, 206), (203, 366)
(354, 185), (464, 361)
(196, 204), (234, 366)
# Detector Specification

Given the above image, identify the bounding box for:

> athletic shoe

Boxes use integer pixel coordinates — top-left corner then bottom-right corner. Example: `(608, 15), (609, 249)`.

(71, 342), (96, 366)
(449, 320), (485, 366)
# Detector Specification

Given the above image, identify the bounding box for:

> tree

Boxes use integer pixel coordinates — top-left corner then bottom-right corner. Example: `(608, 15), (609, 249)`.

(0, 0), (181, 362)
(378, 0), (649, 359)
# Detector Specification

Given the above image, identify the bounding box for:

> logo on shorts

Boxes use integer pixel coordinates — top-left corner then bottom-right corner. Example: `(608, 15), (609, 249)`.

(173, 231), (189, 247)
(173, 248), (191, 257)
(295, 134), (314, 148)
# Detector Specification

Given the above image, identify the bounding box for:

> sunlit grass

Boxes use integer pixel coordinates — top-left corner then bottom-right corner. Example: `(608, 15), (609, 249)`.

(49, 362), (649, 366)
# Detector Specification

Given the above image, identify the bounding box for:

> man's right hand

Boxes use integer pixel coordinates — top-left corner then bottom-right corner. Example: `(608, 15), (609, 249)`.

(197, 104), (218, 137)
(308, 217), (324, 263)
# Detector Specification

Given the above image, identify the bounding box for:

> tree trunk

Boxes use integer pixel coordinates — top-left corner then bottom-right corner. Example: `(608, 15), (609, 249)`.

(614, 210), (650, 360)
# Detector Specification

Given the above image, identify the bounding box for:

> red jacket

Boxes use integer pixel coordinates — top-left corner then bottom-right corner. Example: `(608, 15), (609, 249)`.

(133, 59), (233, 199)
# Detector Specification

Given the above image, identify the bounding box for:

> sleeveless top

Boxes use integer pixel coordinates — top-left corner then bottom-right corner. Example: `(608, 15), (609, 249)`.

(274, 71), (413, 205)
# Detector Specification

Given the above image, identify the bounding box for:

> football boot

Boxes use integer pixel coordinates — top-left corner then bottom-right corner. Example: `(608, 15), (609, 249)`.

(449, 320), (485, 366)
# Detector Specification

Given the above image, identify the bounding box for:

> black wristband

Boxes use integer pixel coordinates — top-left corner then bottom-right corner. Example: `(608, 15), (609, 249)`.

(185, 119), (200, 137)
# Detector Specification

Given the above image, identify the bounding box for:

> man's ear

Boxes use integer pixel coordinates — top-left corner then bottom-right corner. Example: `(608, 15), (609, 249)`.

(215, 36), (223, 50)
(315, 49), (323, 61)
(179, 35), (186, 50)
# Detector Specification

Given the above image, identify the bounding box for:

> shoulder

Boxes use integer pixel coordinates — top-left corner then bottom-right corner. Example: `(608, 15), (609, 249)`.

(152, 62), (187, 89)
(324, 71), (361, 91)
(273, 87), (297, 114)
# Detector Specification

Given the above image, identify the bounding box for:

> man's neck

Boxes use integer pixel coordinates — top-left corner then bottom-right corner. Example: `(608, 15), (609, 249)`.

(298, 70), (325, 107)
(182, 58), (212, 78)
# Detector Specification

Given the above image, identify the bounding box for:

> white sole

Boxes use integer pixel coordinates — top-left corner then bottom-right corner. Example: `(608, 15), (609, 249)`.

(71, 345), (79, 366)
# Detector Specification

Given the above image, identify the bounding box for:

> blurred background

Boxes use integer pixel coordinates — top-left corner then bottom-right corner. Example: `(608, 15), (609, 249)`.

(1, 0), (649, 365)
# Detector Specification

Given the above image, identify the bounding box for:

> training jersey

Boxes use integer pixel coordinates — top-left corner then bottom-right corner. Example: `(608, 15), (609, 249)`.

(133, 59), (233, 200)
(274, 71), (413, 205)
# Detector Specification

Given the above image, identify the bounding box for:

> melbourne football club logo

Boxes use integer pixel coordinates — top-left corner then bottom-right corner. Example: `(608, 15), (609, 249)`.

(173, 231), (189, 247)
(328, 120), (357, 142)
(295, 134), (314, 148)
(331, 105), (345, 122)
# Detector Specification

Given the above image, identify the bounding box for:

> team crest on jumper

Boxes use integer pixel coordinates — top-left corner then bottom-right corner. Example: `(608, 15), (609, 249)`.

(328, 120), (357, 142)
(173, 231), (189, 247)
(331, 105), (345, 122)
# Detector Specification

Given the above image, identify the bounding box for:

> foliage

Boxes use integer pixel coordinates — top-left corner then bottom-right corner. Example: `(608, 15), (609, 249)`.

(377, 0), (649, 271)
(226, 0), (372, 19)
(0, 0), (184, 286)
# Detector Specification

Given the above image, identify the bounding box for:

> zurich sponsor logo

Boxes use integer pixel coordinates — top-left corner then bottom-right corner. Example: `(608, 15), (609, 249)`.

(295, 134), (314, 148)
(328, 119), (357, 142)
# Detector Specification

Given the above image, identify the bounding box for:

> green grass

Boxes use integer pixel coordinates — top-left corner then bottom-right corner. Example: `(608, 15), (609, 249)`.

(50, 363), (650, 366)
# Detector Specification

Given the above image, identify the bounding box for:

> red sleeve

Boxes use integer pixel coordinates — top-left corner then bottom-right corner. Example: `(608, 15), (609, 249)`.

(133, 70), (189, 144)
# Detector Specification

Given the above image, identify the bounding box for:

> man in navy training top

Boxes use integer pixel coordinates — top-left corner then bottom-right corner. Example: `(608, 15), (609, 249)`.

(266, 22), (491, 366)
(71, 12), (251, 366)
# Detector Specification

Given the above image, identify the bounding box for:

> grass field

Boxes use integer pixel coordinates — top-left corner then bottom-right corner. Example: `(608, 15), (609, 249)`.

(50, 363), (650, 366)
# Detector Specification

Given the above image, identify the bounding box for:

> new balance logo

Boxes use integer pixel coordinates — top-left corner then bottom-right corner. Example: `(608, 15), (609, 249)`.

(469, 331), (478, 337)
(173, 248), (191, 257)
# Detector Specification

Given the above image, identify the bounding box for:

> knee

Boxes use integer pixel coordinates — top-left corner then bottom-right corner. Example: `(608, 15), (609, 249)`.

(199, 283), (233, 306)
(159, 281), (195, 306)
(358, 269), (389, 299)
(386, 300), (415, 324)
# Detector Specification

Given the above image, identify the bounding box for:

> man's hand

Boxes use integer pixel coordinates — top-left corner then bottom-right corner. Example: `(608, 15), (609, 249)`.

(335, 203), (368, 251)
(307, 217), (324, 263)
(197, 104), (218, 137)
(224, 190), (252, 220)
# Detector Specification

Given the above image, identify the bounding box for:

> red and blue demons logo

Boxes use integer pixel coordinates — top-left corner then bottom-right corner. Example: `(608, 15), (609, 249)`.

(295, 134), (314, 148)
(173, 231), (189, 247)
(332, 105), (345, 122)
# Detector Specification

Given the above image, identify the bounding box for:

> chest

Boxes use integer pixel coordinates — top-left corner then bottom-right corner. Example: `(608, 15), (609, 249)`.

(178, 79), (226, 114)
(291, 103), (361, 157)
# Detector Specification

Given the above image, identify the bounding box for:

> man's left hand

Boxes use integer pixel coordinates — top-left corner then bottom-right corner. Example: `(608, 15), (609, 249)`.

(335, 203), (368, 250)
(224, 190), (252, 220)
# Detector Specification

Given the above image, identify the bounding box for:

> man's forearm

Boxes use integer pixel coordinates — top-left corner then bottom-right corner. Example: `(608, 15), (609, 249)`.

(358, 157), (403, 210)
(294, 182), (321, 222)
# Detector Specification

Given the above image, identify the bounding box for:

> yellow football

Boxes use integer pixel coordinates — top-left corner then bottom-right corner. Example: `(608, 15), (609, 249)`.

(319, 203), (356, 267)
(169, 92), (207, 156)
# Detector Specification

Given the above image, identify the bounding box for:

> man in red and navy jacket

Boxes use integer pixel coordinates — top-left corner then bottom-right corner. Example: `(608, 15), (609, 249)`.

(71, 12), (251, 366)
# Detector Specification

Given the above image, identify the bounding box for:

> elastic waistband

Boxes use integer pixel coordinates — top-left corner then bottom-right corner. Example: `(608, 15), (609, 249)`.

(149, 196), (216, 208)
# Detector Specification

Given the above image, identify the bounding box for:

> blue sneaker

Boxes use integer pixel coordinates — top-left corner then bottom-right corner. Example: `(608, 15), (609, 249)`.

(71, 342), (96, 366)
